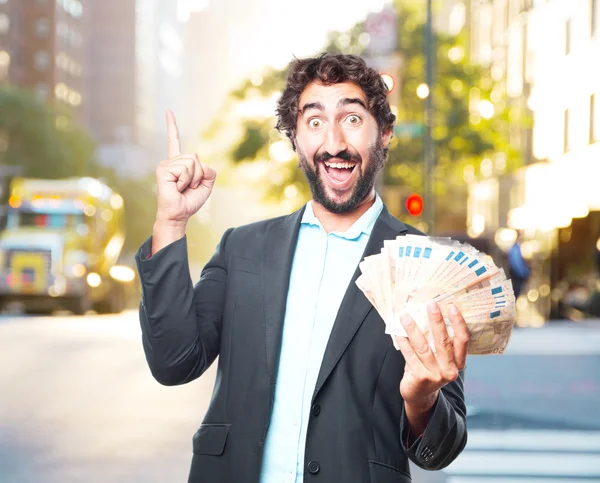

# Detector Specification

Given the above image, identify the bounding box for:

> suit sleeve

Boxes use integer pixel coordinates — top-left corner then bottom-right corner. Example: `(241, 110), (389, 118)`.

(134, 229), (233, 386)
(399, 370), (467, 470)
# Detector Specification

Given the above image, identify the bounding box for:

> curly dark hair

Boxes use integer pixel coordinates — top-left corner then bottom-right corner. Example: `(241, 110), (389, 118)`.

(275, 53), (396, 151)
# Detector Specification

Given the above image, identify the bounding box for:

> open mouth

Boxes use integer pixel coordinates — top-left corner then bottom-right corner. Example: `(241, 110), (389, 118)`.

(321, 160), (358, 189)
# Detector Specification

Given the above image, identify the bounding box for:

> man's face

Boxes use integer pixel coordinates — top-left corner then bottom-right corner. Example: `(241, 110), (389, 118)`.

(294, 81), (392, 214)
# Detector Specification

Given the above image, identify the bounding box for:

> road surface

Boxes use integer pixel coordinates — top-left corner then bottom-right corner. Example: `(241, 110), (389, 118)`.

(1, 311), (599, 482)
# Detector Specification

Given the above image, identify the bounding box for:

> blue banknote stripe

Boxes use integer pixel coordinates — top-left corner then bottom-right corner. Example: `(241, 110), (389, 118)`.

(475, 266), (487, 276)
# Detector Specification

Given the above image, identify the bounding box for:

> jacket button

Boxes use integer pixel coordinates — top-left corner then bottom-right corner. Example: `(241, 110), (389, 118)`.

(308, 461), (320, 474)
(311, 404), (321, 417)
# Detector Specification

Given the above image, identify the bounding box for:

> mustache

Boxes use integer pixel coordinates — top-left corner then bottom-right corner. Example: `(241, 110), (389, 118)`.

(315, 150), (362, 164)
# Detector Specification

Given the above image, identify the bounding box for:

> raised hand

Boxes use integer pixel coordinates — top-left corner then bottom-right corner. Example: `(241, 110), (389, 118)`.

(155, 110), (216, 225)
(151, 110), (216, 255)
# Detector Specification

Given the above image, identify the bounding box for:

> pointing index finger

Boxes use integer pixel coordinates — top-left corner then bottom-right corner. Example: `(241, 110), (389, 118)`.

(166, 109), (181, 159)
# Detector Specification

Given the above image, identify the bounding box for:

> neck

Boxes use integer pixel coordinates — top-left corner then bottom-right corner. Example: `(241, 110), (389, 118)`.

(312, 190), (376, 234)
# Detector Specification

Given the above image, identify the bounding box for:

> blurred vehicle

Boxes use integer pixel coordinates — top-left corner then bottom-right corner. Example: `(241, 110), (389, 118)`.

(0, 177), (135, 314)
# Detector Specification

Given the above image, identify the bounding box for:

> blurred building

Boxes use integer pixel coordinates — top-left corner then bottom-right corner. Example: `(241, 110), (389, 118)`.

(136, 0), (183, 168)
(179, 0), (270, 147)
(467, 0), (600, 322)
(83, 0), (145, 177)
(0, 0), (86, 122)
(467, 0), (537, 239)
(84, 0), (137, 145)
(180, 9), (230, 147)
(82, 0), (183, 176)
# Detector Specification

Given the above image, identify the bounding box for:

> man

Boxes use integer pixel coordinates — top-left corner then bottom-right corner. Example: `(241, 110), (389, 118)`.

(508, 232), (530, 299)
(136, 54), (469, 483)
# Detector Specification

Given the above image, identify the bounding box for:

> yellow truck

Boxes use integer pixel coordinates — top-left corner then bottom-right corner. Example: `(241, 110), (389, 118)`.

(0, 177), (135, 314)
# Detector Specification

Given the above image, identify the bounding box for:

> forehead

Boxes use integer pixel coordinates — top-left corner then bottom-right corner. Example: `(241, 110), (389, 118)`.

(298, 81), (368, 111)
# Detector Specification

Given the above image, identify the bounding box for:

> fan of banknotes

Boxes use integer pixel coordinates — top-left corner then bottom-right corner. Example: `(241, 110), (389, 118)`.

(356, 235), (516, 355)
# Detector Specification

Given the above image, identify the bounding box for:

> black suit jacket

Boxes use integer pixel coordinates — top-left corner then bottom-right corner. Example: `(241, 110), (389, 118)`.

(135, 205), (467, 483)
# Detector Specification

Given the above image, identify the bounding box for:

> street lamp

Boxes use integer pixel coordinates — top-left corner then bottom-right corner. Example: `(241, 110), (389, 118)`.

(416, 83), (430, 99)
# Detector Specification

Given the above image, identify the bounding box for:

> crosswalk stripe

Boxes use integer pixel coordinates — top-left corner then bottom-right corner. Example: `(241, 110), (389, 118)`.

(445, 452), (600, 477)
(448, 478), (597, 483)
(465, 430), (600, 452)
(505, 328), (600, 355)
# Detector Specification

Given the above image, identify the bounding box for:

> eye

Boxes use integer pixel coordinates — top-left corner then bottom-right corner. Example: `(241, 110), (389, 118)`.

(309, 118), (322, 129)
(346, 115), (361, 125)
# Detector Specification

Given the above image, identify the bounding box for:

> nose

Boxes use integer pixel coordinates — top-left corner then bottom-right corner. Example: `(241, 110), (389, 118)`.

(324, 122), (348, 157)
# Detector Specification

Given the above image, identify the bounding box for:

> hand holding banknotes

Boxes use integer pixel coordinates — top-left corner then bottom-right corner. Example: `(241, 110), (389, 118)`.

(356, 235), (517, 434)
(395, 301), (469, 431)
(356, 235), (516, 355)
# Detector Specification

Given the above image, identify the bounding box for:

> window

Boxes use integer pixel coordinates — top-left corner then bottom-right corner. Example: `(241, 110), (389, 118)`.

(68, 91), (81, 106)
(0, 13), (9, 34)
(35, 18), (50, 38)
(0, 50), (9, 80)
(592, 94), (598, 143)
(565, 18), (572, 55)
(0, 50), (9, 65)
(0, 50), (8, 67)
(69, 61), (82, 77)
(35, 82), (49, 100)
(564, 108), (570, 153)
(69, 31), (81, 48)
(56, 22), (67, 40)
(592, 0), (598, 37)
(68, 0), (83, 18)
(34, 50), (50, 71)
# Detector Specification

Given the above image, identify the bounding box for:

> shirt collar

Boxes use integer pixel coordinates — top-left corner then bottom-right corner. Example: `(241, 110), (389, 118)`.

(301, 193), (383, 240)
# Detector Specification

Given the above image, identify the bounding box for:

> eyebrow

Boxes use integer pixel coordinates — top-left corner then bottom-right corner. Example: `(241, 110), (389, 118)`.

(299, 97), (368, 115)
(300, 101), (325, 113)
(338, 97), (368, 110)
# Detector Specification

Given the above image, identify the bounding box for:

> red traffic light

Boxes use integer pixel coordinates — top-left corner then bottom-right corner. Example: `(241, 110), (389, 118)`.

(405, 193), (424, 216)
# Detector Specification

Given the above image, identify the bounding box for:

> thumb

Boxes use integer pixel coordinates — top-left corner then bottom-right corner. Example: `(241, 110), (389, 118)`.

(200, 164), (217, 188)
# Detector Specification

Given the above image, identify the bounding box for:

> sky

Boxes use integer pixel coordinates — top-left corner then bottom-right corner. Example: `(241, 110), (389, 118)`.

(178, 0), (393, 72)
(175, 0), (395, 136)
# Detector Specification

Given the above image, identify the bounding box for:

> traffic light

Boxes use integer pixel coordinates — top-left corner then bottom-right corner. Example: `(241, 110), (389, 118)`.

(405, 193), (424, 217)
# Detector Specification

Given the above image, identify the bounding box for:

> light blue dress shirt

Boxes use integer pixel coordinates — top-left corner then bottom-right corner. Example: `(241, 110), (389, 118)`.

(259, 194), (384, 483)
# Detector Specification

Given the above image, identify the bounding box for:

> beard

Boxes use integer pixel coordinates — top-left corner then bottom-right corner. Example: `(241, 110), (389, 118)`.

(298, 142), (386, 215)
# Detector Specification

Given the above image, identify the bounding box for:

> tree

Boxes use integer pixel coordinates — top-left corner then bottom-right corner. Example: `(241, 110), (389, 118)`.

(0, 86), (96, 178)
(0, 86), (160, 254)
(382, 5), (524, 231)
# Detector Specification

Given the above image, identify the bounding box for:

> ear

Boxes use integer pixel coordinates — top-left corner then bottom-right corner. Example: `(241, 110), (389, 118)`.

(381, 127), (393, 147)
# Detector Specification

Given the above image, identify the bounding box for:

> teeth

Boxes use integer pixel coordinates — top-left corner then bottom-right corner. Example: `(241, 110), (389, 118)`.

(324, 161), (355, 169)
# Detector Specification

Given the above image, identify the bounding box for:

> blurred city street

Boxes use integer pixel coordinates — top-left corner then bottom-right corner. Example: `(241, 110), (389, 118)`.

(1, 0), (600, 481)
(1, 311), (599, 483)
(0, 310), (215, 483)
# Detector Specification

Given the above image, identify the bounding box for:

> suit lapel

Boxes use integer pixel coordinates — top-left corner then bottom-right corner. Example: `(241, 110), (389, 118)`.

(311, 206), (408, 401)
(262, 207), (305, 387)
